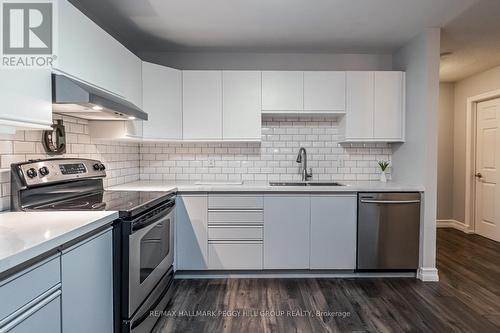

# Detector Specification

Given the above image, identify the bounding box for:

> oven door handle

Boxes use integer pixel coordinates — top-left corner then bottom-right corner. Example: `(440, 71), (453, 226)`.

(132, 202), (174, 232)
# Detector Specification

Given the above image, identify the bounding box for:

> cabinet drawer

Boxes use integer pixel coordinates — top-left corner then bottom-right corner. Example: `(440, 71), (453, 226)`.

(208, 211), (263, 224)
(0, 256), (60, 321)
(208, 242), (263, 270)
(0, 291), (61, 333)
(208, 195), (263, 209)
(208, 226), (263, 240)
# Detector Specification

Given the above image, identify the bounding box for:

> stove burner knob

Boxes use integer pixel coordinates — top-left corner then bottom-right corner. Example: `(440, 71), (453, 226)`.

(93, 163), (100, 171)
(26, 168), (37, 178)
(99, 164), (106, 171)
(39, 166), (49, 176)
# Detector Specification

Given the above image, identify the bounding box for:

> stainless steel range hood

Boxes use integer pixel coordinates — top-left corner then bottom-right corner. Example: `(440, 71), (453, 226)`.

(51, 74), (148, 121)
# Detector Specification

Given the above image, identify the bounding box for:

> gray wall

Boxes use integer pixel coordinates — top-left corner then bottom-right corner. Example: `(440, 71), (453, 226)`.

(452, 64), (500, 223)
(437, 83), (455, 220)
(392, 28), (441, 272)
(140, 52), (393, 70)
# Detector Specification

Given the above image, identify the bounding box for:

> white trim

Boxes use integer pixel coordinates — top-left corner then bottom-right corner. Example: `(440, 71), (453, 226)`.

(436, 219), (473, 233)
(175, 271), (416, 279)
(465, 89), (500, 233)
(417, 267), (439, 282)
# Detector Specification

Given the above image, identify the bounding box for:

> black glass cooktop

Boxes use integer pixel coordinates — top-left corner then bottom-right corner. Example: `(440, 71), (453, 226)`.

(30, 190), (174, 218)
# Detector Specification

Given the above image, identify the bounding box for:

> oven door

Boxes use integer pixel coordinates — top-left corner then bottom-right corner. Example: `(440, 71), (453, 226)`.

(127, 201), (174, 317)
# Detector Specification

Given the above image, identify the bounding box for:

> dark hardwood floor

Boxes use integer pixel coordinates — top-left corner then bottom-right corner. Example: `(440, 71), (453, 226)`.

(153, 229), (500, 332)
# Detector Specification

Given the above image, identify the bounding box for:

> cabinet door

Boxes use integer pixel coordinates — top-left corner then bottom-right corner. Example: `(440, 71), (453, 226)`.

(346, 72), (374, 139)
(142, 62), (182, 140)
(264, 196), (310, 269)
(223, 71), (261, 140)
(304, 71), (346, 111)
(374, 71), (405, 141)
(4, 294), (61, 333)
(176, 195), (208, 270)
(61, 229), (113, 333)
(310, 195), (357, 269)
(182, 71), (222, 140)
(0, 68), (52, 129)
(56, 0), (142, 106)
(262, 71), (303, 111)
(208, 242), (263, 270)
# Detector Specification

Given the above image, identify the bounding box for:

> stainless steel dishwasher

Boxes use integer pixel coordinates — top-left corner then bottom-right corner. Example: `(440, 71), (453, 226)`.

(357, 192), (421, 270)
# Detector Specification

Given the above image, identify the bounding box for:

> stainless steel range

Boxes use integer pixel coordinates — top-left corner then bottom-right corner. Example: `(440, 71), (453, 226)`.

(10, 158), (175, 333)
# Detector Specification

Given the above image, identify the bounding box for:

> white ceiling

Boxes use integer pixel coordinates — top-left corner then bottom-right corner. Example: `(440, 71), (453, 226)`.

(73, 0), (475, 53)
(440, 0), (500, 82)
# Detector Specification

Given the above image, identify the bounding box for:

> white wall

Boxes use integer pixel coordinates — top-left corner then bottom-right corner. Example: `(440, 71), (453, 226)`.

(140, 52), (393, 71)
(437, 83), (455, 219)
(392, 28), (441, 279)
(452, 64), (500, 223)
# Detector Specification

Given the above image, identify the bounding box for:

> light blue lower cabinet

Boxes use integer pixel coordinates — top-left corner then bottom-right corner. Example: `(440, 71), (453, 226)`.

(264, 196), (311, 269)
(310, 195), (357, 269)
(0, 228), (114, 333)
(61, 228), (114, 333)
(0, 291), (61, 333)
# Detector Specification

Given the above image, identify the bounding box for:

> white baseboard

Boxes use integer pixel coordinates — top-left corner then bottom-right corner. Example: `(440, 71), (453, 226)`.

(417, 267), (439, 282)
(436, 219), (473, 233)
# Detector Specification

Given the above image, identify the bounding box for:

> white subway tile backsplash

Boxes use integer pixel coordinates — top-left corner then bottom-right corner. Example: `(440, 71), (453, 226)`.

(140, 116), (391, 182)
(0, 116), (140, 210)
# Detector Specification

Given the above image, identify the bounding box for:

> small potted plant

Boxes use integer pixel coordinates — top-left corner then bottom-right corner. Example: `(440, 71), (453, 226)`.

(378, 160), (390, 183)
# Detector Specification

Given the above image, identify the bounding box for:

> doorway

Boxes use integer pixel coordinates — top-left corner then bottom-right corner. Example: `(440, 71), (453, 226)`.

(474, 98), (500, 241)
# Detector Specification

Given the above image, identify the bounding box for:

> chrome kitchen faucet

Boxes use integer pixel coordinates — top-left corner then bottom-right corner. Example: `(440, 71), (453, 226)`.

(296, 147), (313, 181)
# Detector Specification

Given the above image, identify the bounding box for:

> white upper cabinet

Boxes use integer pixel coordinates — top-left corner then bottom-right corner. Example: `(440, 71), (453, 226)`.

(222, 71), (262, 141)
(0, 68), (52, 130)
(182, 71), (223, 140)
(304, 71), (346, 112)
(56, 0), (142, 107)
(346, 71), (374, 140)
(142, 62), (182, 140)
(345, 71), (405, 142)
(262, 71), (303, 111)
(374, 71), (405, 141)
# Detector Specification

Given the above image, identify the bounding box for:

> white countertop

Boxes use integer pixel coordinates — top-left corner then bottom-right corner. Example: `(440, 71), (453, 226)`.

(0, 211), (119, 275)
(108, 180), (425, 193)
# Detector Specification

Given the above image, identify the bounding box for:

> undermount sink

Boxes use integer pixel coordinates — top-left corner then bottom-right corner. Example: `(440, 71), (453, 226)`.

(269, 181), (345, 187)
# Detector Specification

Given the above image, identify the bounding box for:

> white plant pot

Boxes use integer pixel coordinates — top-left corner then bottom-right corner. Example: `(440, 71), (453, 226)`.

(380, 171), (387, 183)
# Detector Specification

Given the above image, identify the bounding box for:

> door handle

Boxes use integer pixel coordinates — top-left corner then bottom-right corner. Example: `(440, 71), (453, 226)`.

(360, 199), (421, 204)
(475, 172), (483, 179)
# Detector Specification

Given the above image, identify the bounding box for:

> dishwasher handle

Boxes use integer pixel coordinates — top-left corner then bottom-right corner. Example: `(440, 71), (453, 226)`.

(360, 199), (421, 204)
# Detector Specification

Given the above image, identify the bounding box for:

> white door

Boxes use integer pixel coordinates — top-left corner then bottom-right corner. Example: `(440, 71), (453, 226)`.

(56, 0), (142, 106)
(346, 72), (374, 139)
(374, 71), (404, 140)
(222, 71), (261, 140)
(475, 98), (500, 241)
(263, 196), (310, 269)
(304, 71), (346, 111)
(262, 71), (303, 111)
(182, 71), (223, 140)
(310, 195), (357, 269)
(176, 195), (208, 270)
(142, 62), (182, 140)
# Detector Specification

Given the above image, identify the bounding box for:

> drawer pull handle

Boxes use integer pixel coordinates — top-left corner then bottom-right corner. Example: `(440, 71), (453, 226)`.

(208, 209), (263, 212)
(0, 289), (61, 333)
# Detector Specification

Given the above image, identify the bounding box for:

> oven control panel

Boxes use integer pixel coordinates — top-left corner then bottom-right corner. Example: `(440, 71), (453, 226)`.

(14, 158), (106, 186)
